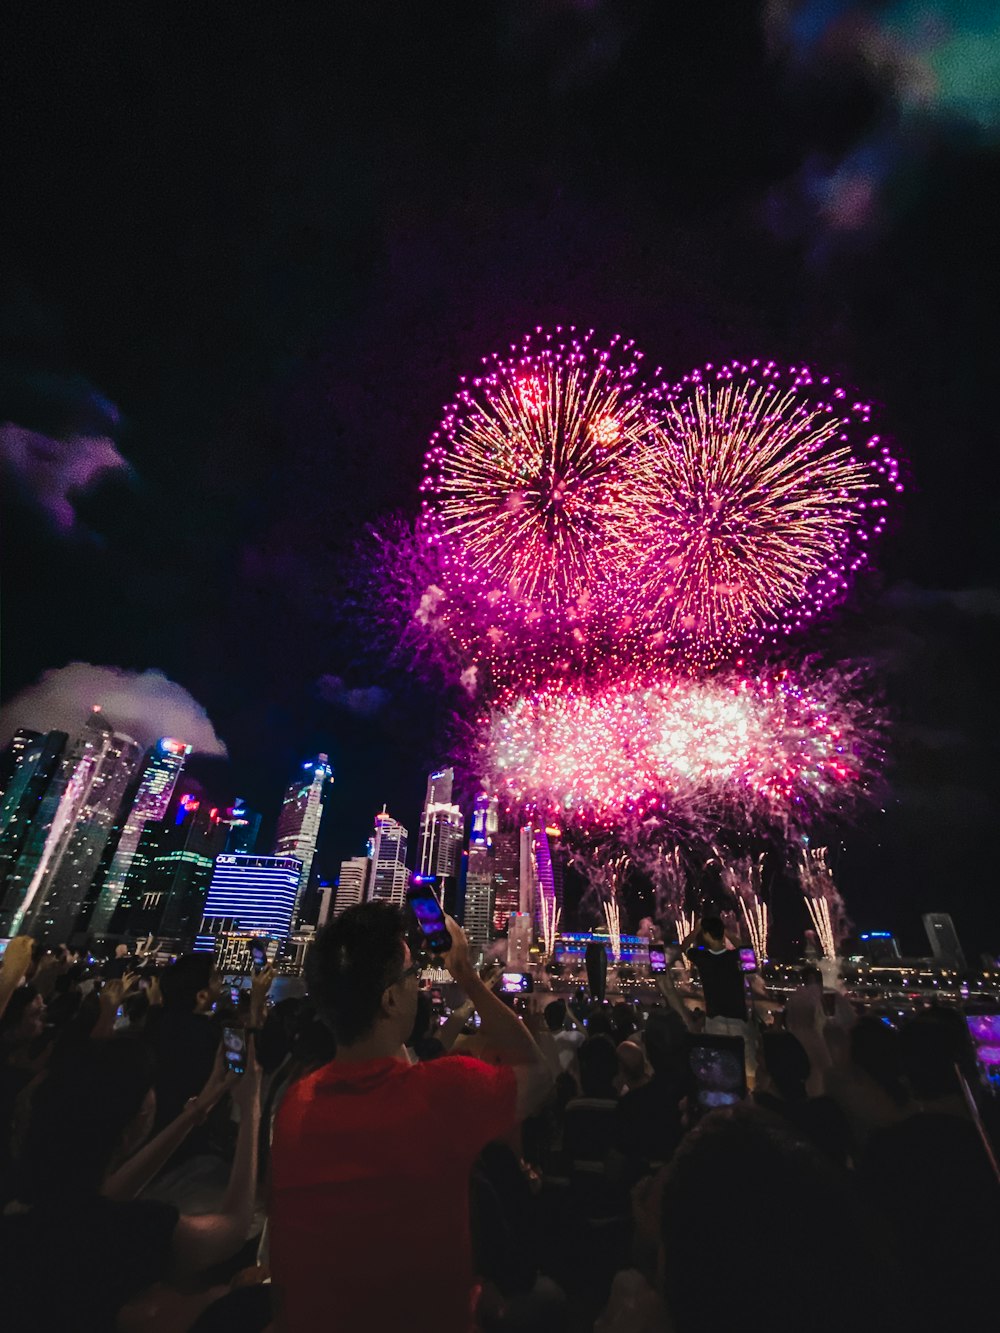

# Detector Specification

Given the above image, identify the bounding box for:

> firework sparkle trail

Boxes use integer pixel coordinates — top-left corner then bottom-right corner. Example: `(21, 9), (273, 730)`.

(634, 361), (901, 667)
(420, 327), (651, 615)
(478, 662), (884, 836)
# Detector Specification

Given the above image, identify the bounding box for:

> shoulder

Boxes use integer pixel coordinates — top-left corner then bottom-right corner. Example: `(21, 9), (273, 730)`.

(417, 1053), (516, 1103)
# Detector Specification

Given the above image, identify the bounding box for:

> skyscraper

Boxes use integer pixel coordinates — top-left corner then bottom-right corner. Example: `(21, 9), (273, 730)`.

(367, 809), (409, 907)
(0, 730), (67, 898)
(491, 828), (520, 934)
(507, 913), (533, 967)
(333, 855), (369, 916)
(0, 711), (142, 941)
(200, 853), (302, 942)
(221, 798), (261, 855)
(923, 912), (967, 971)
(518, 826), (537, 927)
(274, 754), (333, 924)
(470, 791), (499, 845)
(88, 738), (190, 936)
(417, 767), (464, 881)
(464, 839), (494, 952)
(113, 793), (227, 949)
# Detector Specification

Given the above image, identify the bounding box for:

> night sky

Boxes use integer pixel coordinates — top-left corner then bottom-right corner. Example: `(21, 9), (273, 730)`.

(2, 4), (998, 954)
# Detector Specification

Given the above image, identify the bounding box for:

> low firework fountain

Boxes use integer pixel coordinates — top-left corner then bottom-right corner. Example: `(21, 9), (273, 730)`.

(715, 849), (770, 963)
(797, 846), (846, 960)
(603, 898), (622, 964)
(539, 894), (561, 959)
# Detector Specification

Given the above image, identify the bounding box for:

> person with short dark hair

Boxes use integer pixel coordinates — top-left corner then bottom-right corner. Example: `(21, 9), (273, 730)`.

(269, 902), (551, 1333)
(143, 953), (224, 1160)
(543, 997), (585, 1072)
(612, 1010), (687, 1180)
(682, 917), (754, 1078)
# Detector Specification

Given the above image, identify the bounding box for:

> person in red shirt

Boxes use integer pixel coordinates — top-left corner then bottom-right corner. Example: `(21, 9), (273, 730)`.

(268, 901), (552, 1333)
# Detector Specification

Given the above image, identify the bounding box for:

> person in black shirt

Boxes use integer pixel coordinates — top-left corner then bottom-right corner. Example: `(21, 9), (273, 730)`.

(684, 916), (756, 1079)
(683, 916), (745, 1021)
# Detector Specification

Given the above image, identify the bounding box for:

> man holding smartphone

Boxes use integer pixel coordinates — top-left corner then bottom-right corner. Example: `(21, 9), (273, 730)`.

(268, 902), (552, 1333)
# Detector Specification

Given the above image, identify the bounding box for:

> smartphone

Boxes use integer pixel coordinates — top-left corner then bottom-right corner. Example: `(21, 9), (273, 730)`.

(223, 1026), (248, 1076)
(500, 971), (534, 994)
(649, 947), (667, 974)
(966, 1014), (1000, 1093)
(738, 947), (757, 974)
(687, 1033), (747, 1112)
(407, 886), (451, 953)
(250, 939), (268, 974)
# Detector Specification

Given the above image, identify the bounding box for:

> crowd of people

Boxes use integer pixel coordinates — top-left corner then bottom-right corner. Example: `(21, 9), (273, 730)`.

(1, 907), (997, 1332)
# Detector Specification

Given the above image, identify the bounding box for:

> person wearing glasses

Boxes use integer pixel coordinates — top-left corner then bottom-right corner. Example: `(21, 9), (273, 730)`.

(267, 901), (552, 1333)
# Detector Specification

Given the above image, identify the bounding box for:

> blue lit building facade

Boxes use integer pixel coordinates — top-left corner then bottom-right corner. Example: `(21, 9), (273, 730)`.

(555, 932), (650, 968)
(197, 853), (302, 950)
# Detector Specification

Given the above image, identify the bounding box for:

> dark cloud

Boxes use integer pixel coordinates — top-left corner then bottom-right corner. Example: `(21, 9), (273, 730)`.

(315, 675), (389, 719)
(0, 370), (129, 533)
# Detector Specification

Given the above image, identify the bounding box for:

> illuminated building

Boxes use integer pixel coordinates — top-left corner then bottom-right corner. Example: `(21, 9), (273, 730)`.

(274, 754), (333, 925)
(108, 791), (226, 949)
(0, 730), (40, 799)
(0, 711), (142, 942)
(463, 840), (494, 951)
(470, 792), (498, 845)
(531, 827), (558, 944)
(506, 912), (533, 968)
(200, 853), (302, 943)
(367, 809), (409, 907)
(221, 798), (261, 855)
(417, 768), (463, 882)
(518, 827), (537, 926)
(555, 931), (650, 969)
(0, 730), (67, 900)
(923, 913), (967, 972)
(333, 855), (369, 917)
(491, 829), (520, 933)
(316, 883), (333, 927)
(88, 738), (190, 936)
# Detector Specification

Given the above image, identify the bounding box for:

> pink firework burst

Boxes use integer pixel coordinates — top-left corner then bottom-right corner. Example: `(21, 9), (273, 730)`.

(628, 361), (901, 668)
(420, 327), (652, 617)
(477, 661), (884, 835)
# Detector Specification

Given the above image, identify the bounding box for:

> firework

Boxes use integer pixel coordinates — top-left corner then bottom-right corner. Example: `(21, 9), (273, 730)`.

(479, 661), (884, 835)
(715, 851), (770, 963)
(797, 846), (848, 958)
(603, 898), (622, 963)
(421, 327), (652, 616)
(540, 895), (561, 959)
(631, 843), (689, 926)
(632, 361), (901, 667)
(676, 909), (696, 946)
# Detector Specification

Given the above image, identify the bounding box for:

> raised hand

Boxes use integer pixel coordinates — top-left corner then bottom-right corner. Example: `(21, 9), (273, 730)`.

(0, 936), (35, 984)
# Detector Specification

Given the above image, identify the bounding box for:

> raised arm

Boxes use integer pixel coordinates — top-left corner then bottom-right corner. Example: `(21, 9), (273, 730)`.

(171, 1038), (263, 1276)
(0, 936), (34, 1022)
(654, 968), (693, 1030)
(103, 1048), (232, 1202)
(442, 917), (552, 1118)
